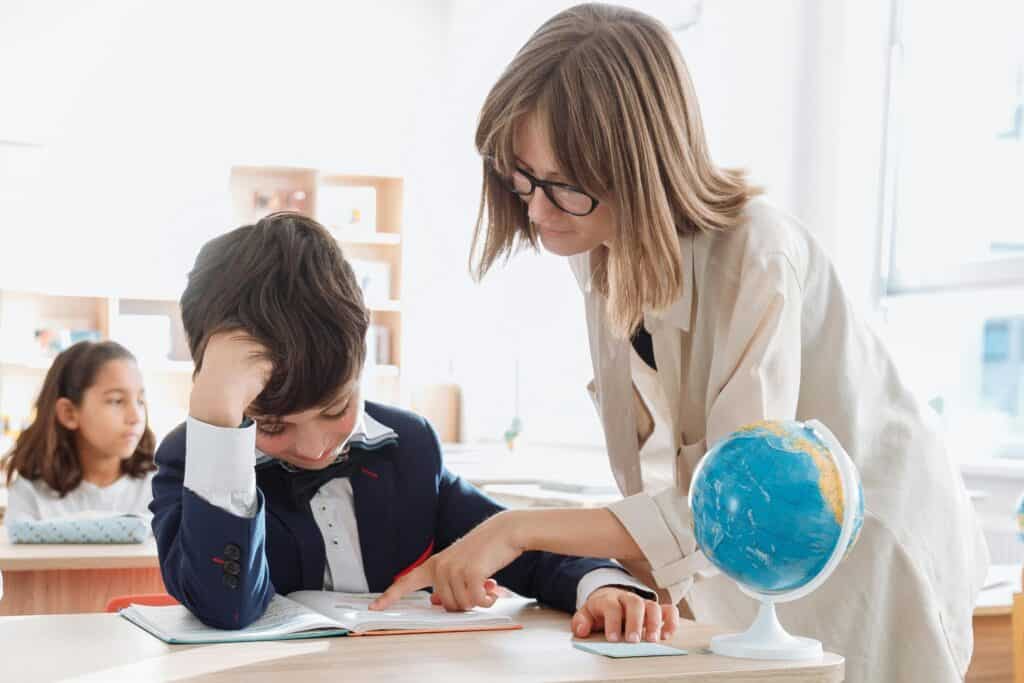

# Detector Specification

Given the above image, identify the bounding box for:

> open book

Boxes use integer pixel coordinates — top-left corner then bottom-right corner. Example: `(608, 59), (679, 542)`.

(119, 591), (521, 644)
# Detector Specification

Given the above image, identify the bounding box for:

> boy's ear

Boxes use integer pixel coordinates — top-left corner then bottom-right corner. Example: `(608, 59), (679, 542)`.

(55, 397), (80, 430)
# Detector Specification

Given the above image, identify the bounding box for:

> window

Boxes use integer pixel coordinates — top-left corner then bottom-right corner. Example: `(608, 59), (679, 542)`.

(879, 0), (1024, 461)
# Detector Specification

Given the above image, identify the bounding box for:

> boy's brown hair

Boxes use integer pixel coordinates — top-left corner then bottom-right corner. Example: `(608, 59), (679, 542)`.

(180, 212), (369, 417)
(2, 341), (157, 495)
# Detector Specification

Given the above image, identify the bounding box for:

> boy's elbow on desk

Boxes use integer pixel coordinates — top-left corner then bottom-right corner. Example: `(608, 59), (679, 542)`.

(168, 569), (275, 631)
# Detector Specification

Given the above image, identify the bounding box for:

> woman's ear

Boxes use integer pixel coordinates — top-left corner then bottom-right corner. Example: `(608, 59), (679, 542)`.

(55, 397), (79, 430)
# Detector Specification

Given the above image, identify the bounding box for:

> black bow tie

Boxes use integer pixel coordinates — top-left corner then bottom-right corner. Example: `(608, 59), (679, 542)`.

(260, 449), (375, 509)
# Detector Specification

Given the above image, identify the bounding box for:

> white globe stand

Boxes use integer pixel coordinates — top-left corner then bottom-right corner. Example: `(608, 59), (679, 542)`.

(709, 600), (822, 660)
(690, 420), (861, 661)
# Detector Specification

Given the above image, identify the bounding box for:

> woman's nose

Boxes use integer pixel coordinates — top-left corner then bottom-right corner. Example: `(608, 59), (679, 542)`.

(527, 189), (558, 224)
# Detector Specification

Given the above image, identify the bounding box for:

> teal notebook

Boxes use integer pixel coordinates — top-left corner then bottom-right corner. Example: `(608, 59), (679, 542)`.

(573, 641), (688, 658)
(120, 591), (516, 644)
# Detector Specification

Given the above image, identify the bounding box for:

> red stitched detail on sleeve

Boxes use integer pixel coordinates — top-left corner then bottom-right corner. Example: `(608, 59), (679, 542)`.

(394, 539), (435, 579)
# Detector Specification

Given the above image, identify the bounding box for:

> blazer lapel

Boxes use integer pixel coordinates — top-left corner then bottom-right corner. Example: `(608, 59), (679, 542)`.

(351, 455), (398, 592)
(584, 288), (644, 496)
(575, 235), (697, 495)
(648, 314), (682, 450)
(256, 467), (327, 591)
(648, 232), (697, 487)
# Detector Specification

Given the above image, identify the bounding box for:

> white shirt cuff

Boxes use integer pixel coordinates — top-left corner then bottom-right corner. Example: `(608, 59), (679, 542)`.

(183, 416), (258, 518)
(575, 567), (656, 610)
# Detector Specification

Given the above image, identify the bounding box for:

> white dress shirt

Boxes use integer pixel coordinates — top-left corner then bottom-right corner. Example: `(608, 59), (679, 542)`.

(183, 407), (650, 607)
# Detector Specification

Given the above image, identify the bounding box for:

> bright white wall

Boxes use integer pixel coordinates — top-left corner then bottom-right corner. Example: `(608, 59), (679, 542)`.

(0, 0), (449, 298)
(1, 1), (894, 449)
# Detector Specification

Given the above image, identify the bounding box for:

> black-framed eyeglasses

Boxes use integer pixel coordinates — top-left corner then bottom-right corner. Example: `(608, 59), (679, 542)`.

(487, 159), (600, 217)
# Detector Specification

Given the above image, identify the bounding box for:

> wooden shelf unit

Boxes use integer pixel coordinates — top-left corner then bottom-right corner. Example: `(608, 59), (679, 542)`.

(0, 289), (193, 443)
(229, 167), (405, 406)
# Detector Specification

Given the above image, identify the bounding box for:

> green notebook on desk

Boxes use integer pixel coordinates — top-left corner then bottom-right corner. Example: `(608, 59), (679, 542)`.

(120, 591), (520, 644)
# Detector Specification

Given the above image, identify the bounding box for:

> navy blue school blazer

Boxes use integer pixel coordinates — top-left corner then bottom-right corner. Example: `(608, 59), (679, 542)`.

(150, 401), (622, 629)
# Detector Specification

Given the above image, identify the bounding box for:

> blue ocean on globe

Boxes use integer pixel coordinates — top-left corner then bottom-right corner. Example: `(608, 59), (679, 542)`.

(1016, 491), (1024, 542)
(691, 420), (864, 594)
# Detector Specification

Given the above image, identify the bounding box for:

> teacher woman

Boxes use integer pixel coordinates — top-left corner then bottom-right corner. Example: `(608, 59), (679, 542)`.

(374, 5), (987, 681)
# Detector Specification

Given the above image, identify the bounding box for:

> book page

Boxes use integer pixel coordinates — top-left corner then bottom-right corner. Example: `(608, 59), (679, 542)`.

(287, 590), (514, 632)
(123, 594), (345, 643)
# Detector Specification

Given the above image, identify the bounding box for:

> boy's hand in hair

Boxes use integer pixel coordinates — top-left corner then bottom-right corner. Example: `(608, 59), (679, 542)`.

(189, 331), (273, 429)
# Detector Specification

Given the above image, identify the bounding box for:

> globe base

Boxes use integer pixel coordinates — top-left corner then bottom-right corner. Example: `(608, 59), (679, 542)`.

(710, 601), (823, 661)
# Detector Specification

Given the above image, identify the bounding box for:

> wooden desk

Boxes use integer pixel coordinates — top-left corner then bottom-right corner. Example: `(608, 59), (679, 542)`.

(0, 598), (844, 682)
(968, 564), (1021, 682)
(0, 527), (164, 615)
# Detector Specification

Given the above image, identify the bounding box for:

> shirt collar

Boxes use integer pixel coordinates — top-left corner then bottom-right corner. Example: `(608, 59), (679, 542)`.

(568, 249), (594, 293)
(254, 404), (399, 469)
(348, 411), (398, 450)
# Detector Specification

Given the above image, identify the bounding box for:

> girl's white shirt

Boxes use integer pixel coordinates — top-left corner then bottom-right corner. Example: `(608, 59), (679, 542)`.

(5, 470), (154, 523)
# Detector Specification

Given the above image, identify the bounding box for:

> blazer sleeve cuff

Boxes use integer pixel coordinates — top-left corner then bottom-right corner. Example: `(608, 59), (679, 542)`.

(575, 567), (656, 609)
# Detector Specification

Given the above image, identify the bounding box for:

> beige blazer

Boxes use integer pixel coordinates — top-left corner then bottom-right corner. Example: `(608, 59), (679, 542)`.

(571, 199), (989, 682)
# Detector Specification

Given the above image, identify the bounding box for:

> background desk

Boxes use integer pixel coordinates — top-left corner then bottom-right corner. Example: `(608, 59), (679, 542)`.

(0, 598), (844, 682)
(445, 442), (622, 510)
(0, 527), (164, 615)
(445, 442), (617, 488)
(967, 564), (1021, 682)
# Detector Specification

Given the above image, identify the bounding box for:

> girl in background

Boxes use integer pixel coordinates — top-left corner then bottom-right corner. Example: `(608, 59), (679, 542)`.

(2, 340), (156, 522)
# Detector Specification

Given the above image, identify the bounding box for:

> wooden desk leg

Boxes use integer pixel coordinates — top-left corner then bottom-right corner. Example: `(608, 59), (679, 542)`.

(0, 568), (166, 615)
(1014, 593), (1024, 683)
(968, 613), (1013, 683)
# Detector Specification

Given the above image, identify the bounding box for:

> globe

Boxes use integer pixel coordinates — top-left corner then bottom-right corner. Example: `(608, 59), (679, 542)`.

(688, 419), (864, 660)
(1016, 491), (1024, 542)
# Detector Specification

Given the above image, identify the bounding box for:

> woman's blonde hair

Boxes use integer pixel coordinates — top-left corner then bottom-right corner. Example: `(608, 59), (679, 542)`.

(472, 2), (760, 336)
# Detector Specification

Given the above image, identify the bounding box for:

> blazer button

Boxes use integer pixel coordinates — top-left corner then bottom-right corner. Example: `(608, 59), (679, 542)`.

(222, 574), (240, 589)
(223, 560), (241, 576)
(224, 544), (241, 561)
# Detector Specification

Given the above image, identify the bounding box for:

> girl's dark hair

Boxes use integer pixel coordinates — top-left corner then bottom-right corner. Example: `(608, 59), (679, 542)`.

(1, 340), (157, 496)
(180, 212), (369, 418)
